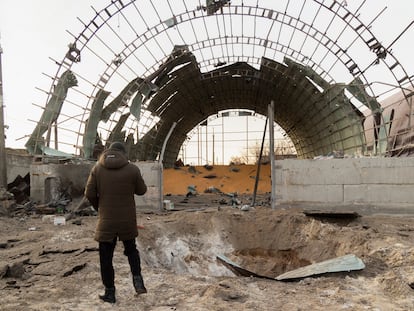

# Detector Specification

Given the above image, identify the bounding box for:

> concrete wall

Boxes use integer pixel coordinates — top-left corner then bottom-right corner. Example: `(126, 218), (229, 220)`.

(30, 161), (93, 203)
(22, 156), (414, 209)
(30, 161), (162, 210)
(276, 157), (414, 208)
(6, 152), (32, 183)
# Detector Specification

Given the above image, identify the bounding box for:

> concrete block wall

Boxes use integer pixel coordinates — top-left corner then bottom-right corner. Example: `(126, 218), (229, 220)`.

(24, 157), (414, 209)
(133, 161), (162, 210)
(30, 162), (94, 204)
(30, 161), (162, 210)
(6, 152), (32, 183)
(276, 157), (414, 207)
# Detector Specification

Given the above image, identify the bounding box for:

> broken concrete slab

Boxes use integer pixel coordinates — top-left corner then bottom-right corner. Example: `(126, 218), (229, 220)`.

(275, 254), (365, 281)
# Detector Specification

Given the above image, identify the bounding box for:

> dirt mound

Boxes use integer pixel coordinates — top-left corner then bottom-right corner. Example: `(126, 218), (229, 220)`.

(163, 164), (271, 195)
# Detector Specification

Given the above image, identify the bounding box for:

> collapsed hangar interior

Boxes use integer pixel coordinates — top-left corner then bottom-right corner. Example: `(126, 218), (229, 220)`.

(24, 0), (414, 167)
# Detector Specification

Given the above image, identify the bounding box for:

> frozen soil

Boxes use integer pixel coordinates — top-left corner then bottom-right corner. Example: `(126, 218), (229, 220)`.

(1, 194), (414, 310)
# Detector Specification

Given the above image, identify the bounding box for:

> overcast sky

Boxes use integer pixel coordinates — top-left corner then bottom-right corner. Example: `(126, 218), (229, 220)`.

(0, 0), (102, 148)
(0, 0), (413, 151)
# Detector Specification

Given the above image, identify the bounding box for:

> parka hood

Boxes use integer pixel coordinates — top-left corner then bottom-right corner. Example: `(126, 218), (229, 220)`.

(99, 149), (129, 169)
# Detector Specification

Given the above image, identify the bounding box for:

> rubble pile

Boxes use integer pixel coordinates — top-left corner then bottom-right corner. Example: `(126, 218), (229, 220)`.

(2, 174), (93, 218)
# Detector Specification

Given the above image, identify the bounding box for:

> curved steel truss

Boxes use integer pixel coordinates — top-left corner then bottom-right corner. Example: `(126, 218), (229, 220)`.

(25, 0), (414, 166)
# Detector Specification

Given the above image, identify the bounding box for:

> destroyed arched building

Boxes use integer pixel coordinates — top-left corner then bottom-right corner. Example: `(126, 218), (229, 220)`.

(24, 0), (414, 167)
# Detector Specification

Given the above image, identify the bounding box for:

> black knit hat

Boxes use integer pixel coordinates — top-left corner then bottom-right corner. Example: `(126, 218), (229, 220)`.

(108, 141), (126, 154)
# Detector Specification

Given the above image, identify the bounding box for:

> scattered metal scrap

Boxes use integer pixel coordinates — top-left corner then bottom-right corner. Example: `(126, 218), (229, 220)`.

(275, 254), (365, 281)
(1, 175), (96, 218)
(217, 253), (365, 282)
(204, 186), (222, 194)
(216, 254), (273, 280)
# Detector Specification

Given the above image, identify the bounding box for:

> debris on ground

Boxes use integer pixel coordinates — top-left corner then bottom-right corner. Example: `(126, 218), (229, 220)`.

(275, 254), (365, 281)
(1, 194), (414, 310)
(1, 166), (413, 310)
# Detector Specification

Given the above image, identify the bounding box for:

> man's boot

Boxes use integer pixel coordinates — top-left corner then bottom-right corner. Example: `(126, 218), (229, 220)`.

(99, 287), (116, 303)
(133, 274), (147, 295)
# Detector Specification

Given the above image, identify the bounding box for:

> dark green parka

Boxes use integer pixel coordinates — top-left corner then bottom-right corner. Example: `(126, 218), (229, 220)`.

(84, 149), (147, 242)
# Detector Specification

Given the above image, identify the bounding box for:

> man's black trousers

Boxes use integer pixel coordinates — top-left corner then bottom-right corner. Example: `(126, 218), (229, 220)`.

(99, 238), (142, 288)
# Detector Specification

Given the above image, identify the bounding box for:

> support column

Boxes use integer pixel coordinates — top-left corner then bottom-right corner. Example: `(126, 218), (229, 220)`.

(268, 101), (276, 209)
(0, 43), (7, 188)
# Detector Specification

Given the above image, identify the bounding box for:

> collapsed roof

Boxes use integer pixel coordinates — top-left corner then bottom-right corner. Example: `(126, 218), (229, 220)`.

(25, 0), (414, 167)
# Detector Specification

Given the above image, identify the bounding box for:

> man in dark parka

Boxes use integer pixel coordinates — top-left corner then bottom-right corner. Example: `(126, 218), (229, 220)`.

(85, 141), (147, 304)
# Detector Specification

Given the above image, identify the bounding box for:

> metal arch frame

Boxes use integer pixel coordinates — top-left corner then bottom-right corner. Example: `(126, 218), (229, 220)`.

(84, 4), (371, 136)
(29, 0), (414, 164)
(179, 109), (294, 165)
(138, 57), (366, 164)
(181, 109), (273, 145)
(314, 0), (414, 94)
(28, 0), (136, 154)
(71, 1), (412, 97)
(194, 37), (337, 83)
